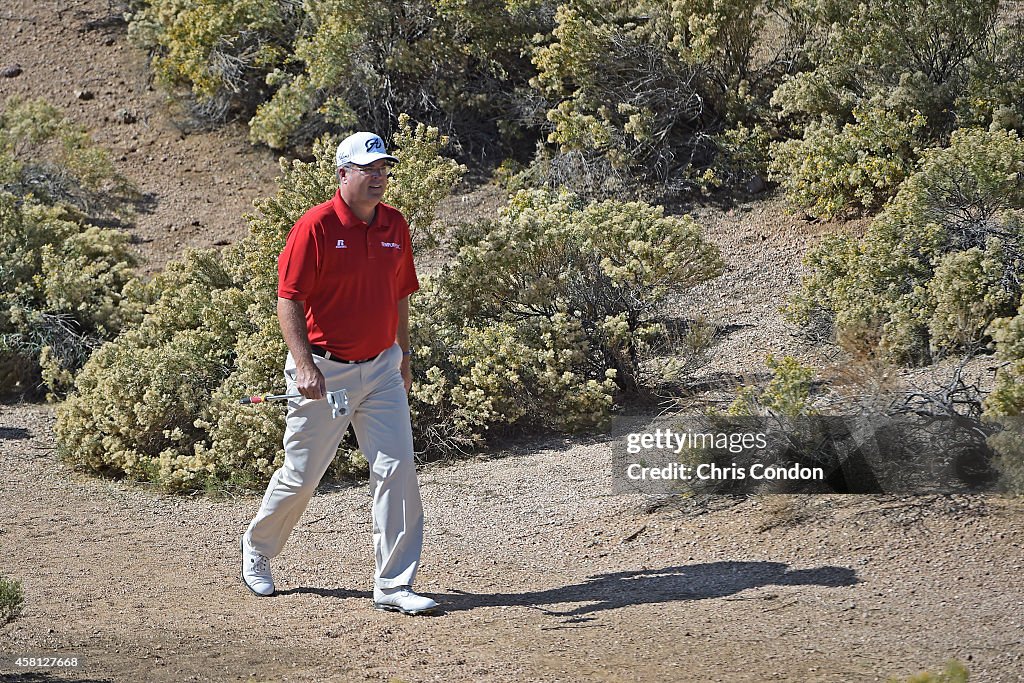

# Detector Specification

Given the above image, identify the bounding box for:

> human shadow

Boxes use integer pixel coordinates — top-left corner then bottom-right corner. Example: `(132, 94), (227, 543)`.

(438, 561), (857, 620)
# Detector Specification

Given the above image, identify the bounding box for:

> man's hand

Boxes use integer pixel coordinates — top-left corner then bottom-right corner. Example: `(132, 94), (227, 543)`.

(278, 297), (326, 399)
(400, 355), (412, 393)
(295, 361), (326, 400)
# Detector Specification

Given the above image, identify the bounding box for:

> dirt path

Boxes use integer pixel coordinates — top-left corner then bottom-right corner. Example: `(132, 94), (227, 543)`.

(2, 403), (1023, 682)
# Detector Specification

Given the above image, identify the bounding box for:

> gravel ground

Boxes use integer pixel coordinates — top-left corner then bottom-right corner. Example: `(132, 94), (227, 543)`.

(2, 404), (1023, 682)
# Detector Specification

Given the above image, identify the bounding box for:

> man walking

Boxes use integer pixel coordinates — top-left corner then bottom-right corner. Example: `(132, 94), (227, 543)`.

(241, 131), (437, 615)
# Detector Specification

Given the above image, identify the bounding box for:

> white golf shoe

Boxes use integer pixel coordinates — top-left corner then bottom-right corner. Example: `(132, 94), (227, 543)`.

(373, 586), (438, 615)
(241, 537), (275, 597)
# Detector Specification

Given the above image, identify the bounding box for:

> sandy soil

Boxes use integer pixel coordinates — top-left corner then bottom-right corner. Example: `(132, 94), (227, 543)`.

(2, 1), (1023, 682)
(2, 404), (1023, 682)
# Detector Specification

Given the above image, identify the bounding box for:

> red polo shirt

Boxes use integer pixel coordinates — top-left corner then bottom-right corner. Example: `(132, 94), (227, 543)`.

(277, 191), (419, 360)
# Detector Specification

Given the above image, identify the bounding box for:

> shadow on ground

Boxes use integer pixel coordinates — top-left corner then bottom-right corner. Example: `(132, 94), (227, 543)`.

(438, 561), (857, 621)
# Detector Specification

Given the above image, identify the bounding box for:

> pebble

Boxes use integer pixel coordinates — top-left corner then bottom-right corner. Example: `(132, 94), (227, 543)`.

(0, 64), (23, 78)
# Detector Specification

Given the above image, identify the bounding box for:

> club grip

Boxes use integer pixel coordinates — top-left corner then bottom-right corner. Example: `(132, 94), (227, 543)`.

(239, 396), (264, 404)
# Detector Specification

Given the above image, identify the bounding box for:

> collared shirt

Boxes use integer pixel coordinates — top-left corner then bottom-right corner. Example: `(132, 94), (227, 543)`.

(277, 190), (419, 360)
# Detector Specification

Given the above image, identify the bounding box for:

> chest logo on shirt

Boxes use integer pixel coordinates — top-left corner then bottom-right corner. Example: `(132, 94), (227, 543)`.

(381, 241), (402, 250)
(336, 239), (347, 249)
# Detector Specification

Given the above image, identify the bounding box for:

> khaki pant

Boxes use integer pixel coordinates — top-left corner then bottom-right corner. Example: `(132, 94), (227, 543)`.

(244, 343), (423, 589)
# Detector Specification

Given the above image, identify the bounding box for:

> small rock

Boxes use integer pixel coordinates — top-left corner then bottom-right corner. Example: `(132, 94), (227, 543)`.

(115, 109), (137, 124)
(104, 37), (116, 46)
(0, 64), (23, 78)
(75, 89), (95, 101)
(745, 174), (767, 194)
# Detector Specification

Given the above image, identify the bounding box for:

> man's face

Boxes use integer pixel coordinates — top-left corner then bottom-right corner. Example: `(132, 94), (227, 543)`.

(339, 161), (392, 203)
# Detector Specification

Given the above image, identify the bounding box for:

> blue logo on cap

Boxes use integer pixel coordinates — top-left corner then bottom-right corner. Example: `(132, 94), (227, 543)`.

(365, 137), (384, 153)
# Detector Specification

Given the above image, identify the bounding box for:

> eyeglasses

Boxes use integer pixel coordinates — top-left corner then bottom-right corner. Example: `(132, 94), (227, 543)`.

(345, 164), (393, 178)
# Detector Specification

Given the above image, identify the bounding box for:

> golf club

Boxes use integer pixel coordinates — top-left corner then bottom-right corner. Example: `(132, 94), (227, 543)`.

(239, 388), (350, 419)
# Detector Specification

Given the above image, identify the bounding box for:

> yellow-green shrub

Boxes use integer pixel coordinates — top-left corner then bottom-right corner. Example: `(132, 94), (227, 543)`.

(769, 0), (1005, 216)
(130, 0), (544, 148)
(887, 659), (969, 683)
(0, 97), (134, 215)
(0, 575), (23, 625)
(0, 100), (142, 398)
(984, 295), (1024, 493)
(407, 188), (723, 454)
(787, 127), (1024, 364)
(528, 0), (799, 193)
(128, 0), (295, 121)
(771, 0), (998, 129)
(768, 108), (927, 219)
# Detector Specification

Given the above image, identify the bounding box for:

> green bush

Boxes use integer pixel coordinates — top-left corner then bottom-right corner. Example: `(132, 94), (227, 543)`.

(768, 107), (926, 219)
(961, 16), (1024, 132)
(0, 575), (23, 625)
(984, 294), (1024, 493)
(410, 188), (723, 452)
(0, 100), (143, 398)
(527, 0), (801, 194)
(127, 0), (297, 122)
(0, 97), (135, 215)
(768, 0), (1005, 216)
(727, 355), (817, 418)
(786, 127), (1024, 363)
(771, 0), (997, 129)
(130, 0), (545, 149)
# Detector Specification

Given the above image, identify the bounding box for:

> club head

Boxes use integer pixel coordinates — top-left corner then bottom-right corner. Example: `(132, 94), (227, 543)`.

(326, 388), (350, 419)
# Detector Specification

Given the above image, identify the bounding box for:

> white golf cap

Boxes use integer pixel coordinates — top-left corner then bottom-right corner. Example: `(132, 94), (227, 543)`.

(335, 131), (399, 167)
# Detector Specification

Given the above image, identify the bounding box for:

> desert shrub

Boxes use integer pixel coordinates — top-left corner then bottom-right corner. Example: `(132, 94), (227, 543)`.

(961, 16), (1024, 132)
(527, 0), (803, 194)
(0, 100), (143, 398)
(0, 575), (23, 625)
(768, 107), (926, 219)
(772, 0), (997, 128)
(769, 0), (1003, 216)
(928, 241), (1016, 353)
(130, 0), (545, 149)
(0, 97), (135, 216)
(56, 117), (464, 491)
(983, 294), (1024, 493)
(127, 0), (298, 123)
(409, 188), (723, 452)
(727, 355), (816, 418)
(786, 127), (1024, 363)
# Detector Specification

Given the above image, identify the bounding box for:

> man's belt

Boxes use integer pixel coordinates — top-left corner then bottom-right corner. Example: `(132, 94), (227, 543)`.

(310, 345), (381, 364)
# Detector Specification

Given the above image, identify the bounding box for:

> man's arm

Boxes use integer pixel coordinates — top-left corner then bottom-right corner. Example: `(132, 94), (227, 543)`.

(278, 296), (325, 400)
(398, 295), (412, 392)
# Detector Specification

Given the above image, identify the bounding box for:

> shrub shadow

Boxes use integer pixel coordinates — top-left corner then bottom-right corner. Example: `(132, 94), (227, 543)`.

(0, 674), (112, 683)
(0, 426), (32, 440)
